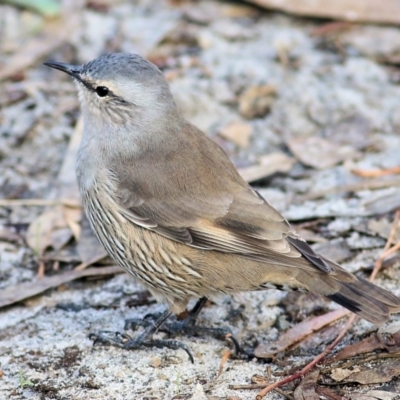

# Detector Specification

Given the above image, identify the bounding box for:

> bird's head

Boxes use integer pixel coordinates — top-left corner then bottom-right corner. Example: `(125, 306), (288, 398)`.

(45, 53), (177, 127)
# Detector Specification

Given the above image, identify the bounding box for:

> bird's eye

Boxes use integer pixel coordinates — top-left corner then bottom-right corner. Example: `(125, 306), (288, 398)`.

(95, 86), (109, 97)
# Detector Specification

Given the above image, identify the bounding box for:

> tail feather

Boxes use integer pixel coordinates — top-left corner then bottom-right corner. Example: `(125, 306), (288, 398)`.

(291, 240), (400, 324)
(326, 277), (400, 324)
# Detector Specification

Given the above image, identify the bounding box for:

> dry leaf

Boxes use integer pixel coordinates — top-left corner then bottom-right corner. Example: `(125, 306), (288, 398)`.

(246, 0), (400, 25)
(0, 266), (123, 308)
(286, 136), (360, 170)
(254, 308), (349, 358)
(149, 356), (162, 368)
(331, 366), (360, 382)
(218, 121), (252, 148)
(26, 206), (74, 255)
(238, 152), (295, 182)
(293, 369), (319, 400)
(324, 322), (400, 365)
(340, 361), (400, 384)
(238, 85), (276, 119)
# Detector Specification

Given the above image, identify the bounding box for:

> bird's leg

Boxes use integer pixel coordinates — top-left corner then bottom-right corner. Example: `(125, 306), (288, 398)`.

(126, 297), (241, 354)
(89, 309), (195, 363)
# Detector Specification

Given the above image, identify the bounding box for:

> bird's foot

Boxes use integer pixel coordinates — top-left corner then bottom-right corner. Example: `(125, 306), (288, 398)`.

(89, 330), (194, 363)
(125, 298), (241, 355)
(89, 309), (194, 362)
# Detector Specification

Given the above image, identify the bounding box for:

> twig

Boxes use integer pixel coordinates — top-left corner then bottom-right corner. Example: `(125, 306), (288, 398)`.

(217, 350), (231, 378)
(37, 260), (45, 279)
(0, 199), (80, 207)
(352, 166), (400, 178)
(229, 383), (270, 390)
(296, 178), (400, 201)
(74, 254), (109, 271)
(0, 265), (123, 308)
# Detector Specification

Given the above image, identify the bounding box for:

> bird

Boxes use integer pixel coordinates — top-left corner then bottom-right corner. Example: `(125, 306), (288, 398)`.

(44, 53), (400, 358)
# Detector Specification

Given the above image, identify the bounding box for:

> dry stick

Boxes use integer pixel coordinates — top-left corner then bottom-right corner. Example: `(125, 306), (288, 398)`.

(217, 350), (232, 378)
(352, 166), (400, 178)
(37, 260), (45, 279)
(230, 383), (270, 390)
(381, 241), (400, 260)
(0, 199), (80, 207)
(256, 209), (400, 399)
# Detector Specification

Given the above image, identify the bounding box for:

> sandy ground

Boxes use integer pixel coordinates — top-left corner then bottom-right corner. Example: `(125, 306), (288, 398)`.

(1, 1), (400, 399)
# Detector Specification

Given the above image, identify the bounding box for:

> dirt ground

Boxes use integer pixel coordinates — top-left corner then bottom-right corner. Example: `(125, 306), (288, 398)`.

(1, 1), (400, 399)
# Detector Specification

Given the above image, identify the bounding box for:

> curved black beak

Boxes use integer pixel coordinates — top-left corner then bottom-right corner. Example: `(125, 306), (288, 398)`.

(44, 61), (82, 78)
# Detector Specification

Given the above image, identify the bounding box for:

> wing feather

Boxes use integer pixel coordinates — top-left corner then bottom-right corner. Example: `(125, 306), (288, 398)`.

(110, 122), (331, 274)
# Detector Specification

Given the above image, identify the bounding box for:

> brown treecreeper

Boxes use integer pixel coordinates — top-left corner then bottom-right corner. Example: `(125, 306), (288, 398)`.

(45, 53), (400, 361)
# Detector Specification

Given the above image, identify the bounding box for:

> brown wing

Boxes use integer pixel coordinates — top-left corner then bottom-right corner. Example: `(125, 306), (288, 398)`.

(112, 122), (331, 273)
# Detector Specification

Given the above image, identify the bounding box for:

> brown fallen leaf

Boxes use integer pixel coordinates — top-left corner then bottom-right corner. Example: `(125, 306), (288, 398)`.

(339, 360), (400, 385)
(238, 152), (295, 183)
(293, 370), (319, 400)
(324, 322), (400, 365)
(149, 356), (162, 368)
(238, 85), (276, 119)
(218, 121), (252, 148)
(0, 265), (123, 309)
(254, 308), (349, 358)
(330, 366), (360, 382)
(286, 136), (360, 170)
(26, 206), (78, 256)
(245, 0), (400, 25)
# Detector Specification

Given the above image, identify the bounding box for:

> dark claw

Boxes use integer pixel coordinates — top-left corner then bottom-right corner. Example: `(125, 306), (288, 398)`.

(225, 332), (241, 355)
